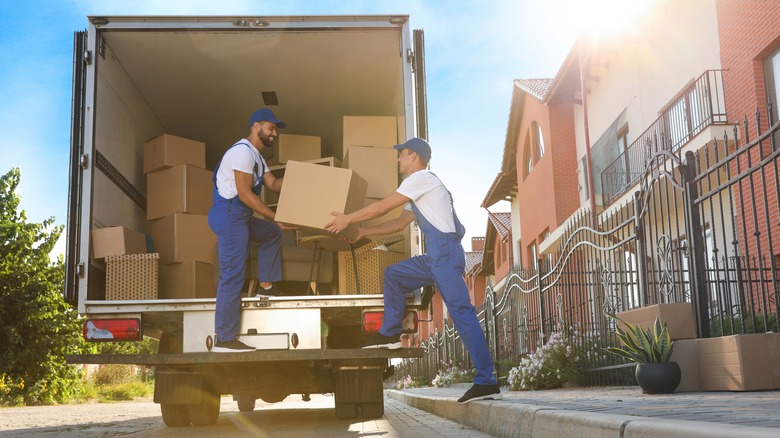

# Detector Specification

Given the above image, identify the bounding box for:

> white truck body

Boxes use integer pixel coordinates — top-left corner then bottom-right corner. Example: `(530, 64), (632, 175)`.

(64, 15), (428, 425)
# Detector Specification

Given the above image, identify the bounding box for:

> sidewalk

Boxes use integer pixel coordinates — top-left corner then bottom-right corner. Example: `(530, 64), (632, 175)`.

(387, 385), (780, 438)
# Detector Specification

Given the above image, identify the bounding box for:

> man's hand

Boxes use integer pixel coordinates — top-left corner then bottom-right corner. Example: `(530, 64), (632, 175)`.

(325, 211), (350, 235)
(277, 222), (297, 231)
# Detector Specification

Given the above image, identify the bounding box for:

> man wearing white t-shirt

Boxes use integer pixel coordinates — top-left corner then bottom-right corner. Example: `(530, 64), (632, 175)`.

(325, 137), (502, 404)
(208, 108), (286, 353)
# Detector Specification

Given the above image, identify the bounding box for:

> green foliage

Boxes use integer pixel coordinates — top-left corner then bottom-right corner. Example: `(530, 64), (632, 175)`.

(393, 374), (429, 389)
(709, 312), (779, 337)
(96, 380), (153, 402)
(0, 168), (87, 406)
(605, 314), (674, 364)
(431, 364), (475, 388)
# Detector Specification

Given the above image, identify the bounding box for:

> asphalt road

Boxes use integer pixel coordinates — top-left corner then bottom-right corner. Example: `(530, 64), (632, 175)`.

(0, 394), (493, 438)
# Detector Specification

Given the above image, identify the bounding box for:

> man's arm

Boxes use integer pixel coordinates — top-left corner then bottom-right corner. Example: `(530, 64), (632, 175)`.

(325, 192), (410, 235)
(354, 210), (415, 241)
(263, 170), (283, 193)
(235, 170), (276, 220)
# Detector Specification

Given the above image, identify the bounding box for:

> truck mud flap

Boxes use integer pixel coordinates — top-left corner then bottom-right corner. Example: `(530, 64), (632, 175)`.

(153, 371), (203, 405)
(336, 366), (384, 404)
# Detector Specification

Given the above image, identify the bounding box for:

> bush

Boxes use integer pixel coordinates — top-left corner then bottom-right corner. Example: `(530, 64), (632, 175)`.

(507, 330), (583, 391)
(92, 365), (137, 387)
(98, 381), (152, 402)
(394, 374), (429, 389)
(431, 365), (475, 388)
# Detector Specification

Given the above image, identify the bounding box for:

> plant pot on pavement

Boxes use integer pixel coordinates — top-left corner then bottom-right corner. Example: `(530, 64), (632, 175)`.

(635, 362), (681, 394)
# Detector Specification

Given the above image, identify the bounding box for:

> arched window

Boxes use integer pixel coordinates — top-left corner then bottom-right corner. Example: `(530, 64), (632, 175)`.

(523, 130), (533, 178)
(534, 122), (545, 159)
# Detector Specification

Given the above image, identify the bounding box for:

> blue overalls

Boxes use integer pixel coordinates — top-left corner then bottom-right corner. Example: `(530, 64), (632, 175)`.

(208, 141), (282, 343)
(380, 197), (498, 386)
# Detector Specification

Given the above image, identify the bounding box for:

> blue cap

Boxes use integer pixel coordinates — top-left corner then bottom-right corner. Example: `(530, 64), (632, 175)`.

(394, 137), (431, 161)
(249, 108), (285, 129)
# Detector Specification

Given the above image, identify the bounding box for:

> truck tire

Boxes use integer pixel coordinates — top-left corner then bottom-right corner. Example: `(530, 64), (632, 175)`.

(161, 404), (190, 427)
(188, 384), (220, 426)
(236, 394), (256, 412)
(360, 402), (384, 419)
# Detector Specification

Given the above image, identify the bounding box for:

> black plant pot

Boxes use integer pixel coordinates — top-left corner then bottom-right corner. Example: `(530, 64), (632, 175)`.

(635, 362), (681, 394)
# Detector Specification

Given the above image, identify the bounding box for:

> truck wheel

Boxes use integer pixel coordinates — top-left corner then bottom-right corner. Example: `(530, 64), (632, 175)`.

(334, 400), (358, 419)
(189, 384), (220, 426)
(161, 404), (190, 427)
(360, 402), (384, 419)
(236, 394), (256, 412)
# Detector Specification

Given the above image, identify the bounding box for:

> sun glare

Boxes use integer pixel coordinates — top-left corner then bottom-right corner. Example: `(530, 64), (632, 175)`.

(568, 0), (654, 41)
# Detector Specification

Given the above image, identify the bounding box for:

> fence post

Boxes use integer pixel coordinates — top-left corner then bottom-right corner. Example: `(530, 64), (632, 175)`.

(535, 257), (547, 338)
(633, 191), (649, 306)
(682, 150), (710, 338)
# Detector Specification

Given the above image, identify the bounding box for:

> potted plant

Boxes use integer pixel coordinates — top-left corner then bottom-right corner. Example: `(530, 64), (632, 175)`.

(606, 314), (681, 394)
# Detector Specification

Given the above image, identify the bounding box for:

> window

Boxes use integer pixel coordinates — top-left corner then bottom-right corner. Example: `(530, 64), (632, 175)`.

(617, 126), (630, 186)
(764, 47), (780, 135)
(522, 122), (546, 179)
(523, 130), (533, 178)
(534, 122), (545, 160)
(527, 243), (538, 270)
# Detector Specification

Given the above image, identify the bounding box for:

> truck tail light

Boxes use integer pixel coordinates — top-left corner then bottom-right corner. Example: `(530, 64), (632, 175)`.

(362, 310), (418, 333)
(83, 319), (141, 341)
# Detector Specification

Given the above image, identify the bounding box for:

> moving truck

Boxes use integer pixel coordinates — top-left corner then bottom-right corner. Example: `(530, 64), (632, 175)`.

(64, 15), (429, 426)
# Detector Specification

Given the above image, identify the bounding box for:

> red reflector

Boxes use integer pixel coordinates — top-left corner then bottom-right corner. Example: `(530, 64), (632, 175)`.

(84, 319), (141, 341)
(363, 311), (384, 333)
(363, 310), (419, 333)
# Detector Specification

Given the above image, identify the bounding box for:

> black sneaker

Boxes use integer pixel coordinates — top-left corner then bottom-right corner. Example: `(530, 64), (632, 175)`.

(362, 333), (402, 350)
(212, 339), (256, 353)
(256, 284), (283, 297)
(457, 384), (502, 403)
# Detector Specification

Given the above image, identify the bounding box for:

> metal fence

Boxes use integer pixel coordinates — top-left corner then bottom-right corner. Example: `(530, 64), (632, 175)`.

(396, 106), (780, 387)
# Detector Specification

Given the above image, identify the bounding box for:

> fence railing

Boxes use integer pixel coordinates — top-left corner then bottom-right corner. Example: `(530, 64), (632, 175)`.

(396, 104), (779, 388)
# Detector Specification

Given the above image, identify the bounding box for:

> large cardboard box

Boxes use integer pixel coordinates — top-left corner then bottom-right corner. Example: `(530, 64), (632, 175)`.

(148, 213), (216, 265)
(338, 242), (406, 294)
(344, 146), (399, 198)
(146, 164), (213, 220)
(159, 262), (216, 299)
(670, 339), (700, 392)
(617, 303), (696, 340)
(143, 134), (205, 174)
(275, 160), (367, 244)
(92, 226), (147, 259)
(274, 134), (321, 164)
(698, 333), (780, 391)
(342, 116), (397, 158)
(105, 253), (159, 300)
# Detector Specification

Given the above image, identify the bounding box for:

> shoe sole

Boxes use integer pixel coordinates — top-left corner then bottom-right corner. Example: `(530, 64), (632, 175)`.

(211, 347), (256, 353)
(362, 342), (402, 350)
(458, 393), (503, 404)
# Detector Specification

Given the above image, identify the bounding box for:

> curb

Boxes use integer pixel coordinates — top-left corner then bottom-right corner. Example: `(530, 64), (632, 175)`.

(386, 389), (778, 438)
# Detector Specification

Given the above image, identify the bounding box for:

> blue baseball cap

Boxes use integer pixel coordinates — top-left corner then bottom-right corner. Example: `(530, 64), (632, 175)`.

(394, 137), (431, 161)
(249, 108), (285, 129)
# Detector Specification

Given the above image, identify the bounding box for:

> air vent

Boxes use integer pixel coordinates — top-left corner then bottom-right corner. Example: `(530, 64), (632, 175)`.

(261, 91), (279, 106)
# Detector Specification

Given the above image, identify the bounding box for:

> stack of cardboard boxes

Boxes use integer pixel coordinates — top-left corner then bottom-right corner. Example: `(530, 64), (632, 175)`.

(144, 134), (217, 299)
(92, 225), (157, 300)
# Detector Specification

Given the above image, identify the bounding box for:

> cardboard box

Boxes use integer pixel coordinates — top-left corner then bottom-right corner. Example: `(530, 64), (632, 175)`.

(344, 146), (399, 198)
(275, 160), (367, 244)
(617, 303), (696, 340)
(159, 262), (216, 299)
(143, 134), (205, 174)
(105, 253), (159, 300)
(92, 226), (147, 259)
(146, 164), (213, 220)
(275, 134), (321, 164)
(148, 213), (216, 265)
(698, 333), (780, 391)
(342, 116), (398, 158)
(262, 157), (339, 207)
(670, 339), (700, 392)
(338, 245), (406, 294)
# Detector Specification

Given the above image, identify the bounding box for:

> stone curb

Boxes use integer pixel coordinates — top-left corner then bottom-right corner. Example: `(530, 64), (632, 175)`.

(386, 390), (778, 438)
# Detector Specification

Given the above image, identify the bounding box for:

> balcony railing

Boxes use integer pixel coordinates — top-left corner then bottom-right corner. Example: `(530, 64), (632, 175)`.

(600, 70), (728, 205)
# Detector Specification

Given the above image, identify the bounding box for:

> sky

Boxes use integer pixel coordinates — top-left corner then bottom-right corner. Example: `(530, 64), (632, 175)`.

(0, 0), (585, 259)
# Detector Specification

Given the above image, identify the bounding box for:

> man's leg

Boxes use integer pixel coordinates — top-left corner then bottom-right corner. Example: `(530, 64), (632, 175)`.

(214, 218), (249, 342)
(249, 218), (282, 284)
(378, 255), (433, 336)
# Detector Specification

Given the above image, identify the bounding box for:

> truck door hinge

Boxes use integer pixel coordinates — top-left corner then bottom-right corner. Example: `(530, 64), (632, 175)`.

(76, 262), (85, 278)
(80, 154), (89, 169)
(407, 48), (414, 65)
(83, 50), (92, 66)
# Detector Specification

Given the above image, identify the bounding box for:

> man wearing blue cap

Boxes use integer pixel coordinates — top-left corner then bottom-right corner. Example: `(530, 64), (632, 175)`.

(325, 137), (501, 403)
(208, 108), (286, 353)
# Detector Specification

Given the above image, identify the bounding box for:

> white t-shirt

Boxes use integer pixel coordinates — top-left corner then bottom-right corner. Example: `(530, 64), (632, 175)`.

(396, 170), (457, 233)
(215, 139), (267, 199)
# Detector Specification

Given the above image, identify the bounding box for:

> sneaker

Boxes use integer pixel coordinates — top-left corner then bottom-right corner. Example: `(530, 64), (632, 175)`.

(361, 333), (402, 350)
(256, 284), (283, 297)
(212, 339), (256, 353)
(457, 384), (502, 403)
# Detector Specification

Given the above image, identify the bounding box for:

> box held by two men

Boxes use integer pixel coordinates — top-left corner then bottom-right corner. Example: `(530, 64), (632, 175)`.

(92, 226), (147, 259)
(143, 134), (205, 174)
(146, 164), (212, 220)
(275, 160), (368, 249)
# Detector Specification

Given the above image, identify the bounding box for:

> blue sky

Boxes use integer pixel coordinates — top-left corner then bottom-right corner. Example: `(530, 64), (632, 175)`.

(0, 0), (583, 258)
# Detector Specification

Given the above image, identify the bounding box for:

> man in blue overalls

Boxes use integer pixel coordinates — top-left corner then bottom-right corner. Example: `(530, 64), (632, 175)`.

(325, 137), (501, 403)
(208, 108), (286, 353)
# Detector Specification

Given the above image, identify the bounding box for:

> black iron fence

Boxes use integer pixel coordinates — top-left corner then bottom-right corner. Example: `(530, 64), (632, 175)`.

(396, 106), (779, 387)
